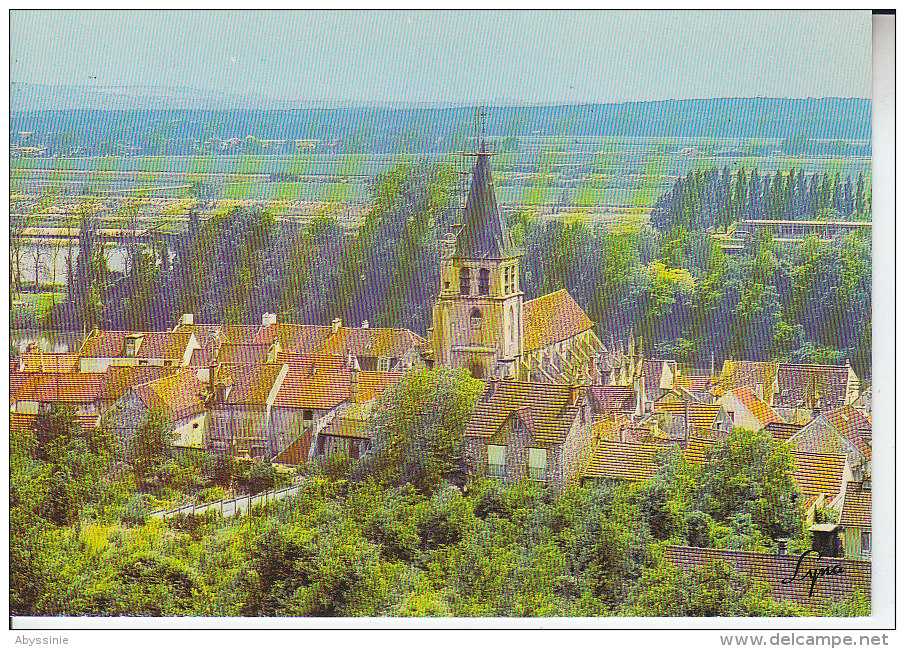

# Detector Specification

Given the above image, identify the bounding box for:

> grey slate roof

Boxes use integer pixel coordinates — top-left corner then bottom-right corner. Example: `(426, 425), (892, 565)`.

(455, 141), (514, 259)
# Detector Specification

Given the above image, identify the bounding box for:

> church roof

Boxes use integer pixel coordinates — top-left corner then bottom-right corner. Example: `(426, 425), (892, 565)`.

(523, 290), (595, 352)
(455, 142), (514, 259)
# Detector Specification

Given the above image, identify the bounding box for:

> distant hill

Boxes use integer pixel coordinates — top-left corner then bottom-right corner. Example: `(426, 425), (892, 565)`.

(10, 84), (870, 154)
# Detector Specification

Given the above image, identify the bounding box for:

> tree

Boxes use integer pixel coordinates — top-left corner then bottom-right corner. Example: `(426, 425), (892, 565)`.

(697, 427), (801, 548)
(133, 409), (174, 485)
(364, 368), (483, 494)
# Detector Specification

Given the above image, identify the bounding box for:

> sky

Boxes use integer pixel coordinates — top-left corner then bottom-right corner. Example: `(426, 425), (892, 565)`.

(11, 10), (872, 105)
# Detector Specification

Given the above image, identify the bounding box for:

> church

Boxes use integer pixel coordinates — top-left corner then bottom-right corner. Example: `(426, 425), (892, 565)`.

(428, 140), (607, 385)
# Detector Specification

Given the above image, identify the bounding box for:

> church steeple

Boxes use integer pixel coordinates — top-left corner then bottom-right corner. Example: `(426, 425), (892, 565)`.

(455, 139), (514, 259)
(431, 125), (524, 380)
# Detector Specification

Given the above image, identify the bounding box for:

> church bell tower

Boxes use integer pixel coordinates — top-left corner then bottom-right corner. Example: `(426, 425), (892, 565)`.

(431, 136), (524, 379)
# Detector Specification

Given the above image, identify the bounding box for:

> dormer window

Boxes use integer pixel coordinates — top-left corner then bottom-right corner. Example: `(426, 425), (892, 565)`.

(377, 356), (390, 372)
(479, 268), (490, 295)
(125, 334), (143, 358)
(460, 267), (471, 295)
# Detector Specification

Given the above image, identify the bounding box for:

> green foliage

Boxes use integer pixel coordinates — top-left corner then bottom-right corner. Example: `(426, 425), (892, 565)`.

(364, 368), (483, 494)
(132, 409), (175, 486)
(697, 427), (801, 549)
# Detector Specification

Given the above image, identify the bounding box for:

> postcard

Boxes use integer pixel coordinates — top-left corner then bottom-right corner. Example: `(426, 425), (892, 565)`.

(7, 7), (892, 641)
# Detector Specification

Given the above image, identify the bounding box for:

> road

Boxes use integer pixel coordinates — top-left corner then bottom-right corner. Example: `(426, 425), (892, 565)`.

(150, 480), (304, 520)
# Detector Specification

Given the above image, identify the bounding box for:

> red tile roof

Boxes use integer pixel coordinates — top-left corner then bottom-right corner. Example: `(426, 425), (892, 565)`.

(465, 380), (580, 445)
(318, 327), (425, 359)
(272, 354), (403, 410)
(823, 405), (872, 460)
(217, 343), (270, 365)
(732, 386), (786, 426)
(588, 385), (635, 413)
(255, 323), (332, 353)
(10, 412), (101, 436)
(272, 430), (314, 466)
(663, 546), (870, 606)
(792, 451), (847, 501)
(17, 353), (80, 373)
(765, 421), (803, 442)
(654, 401), (723, 430)
(675, 375), (712, 393)
(133, 370), (206, 420)
(219, 363), (285, 406)
(79, 330), (191, 359)
(19, 373), (107, 404)
(775, 363), (850, 410)
(839, 485), (871, 528)
(583, 440), (659, 482)
(522, 289), (594, 352)
(684, 436), (718, 464)
(97, 365), (180, 402)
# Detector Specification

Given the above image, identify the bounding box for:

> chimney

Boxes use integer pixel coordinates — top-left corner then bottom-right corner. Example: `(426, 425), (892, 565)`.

(350, 367), (360, 403)
(776, 538), (789, 556)
(262, 313), (277, 327)
(569, 384), (580, 406)
(180, 313), (194, 326)
(346, 348), (355, 369)
(361, 319), (369, 329)
(486, 376), (500, 400)
(332, 318), (342, 334)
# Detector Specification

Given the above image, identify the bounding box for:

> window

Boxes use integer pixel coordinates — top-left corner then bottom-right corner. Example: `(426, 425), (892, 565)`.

(479, 268), (490, 295)
(470, 308), (483, 330)
(861, 531), (871, 556)
(460, 267), (471, 295)
(510, 305), (517, 343)
(528, 448), (547, 481)
(503, 266), (511, 295)
(377, 356), (390, 372)
(487, 444), (506, 478)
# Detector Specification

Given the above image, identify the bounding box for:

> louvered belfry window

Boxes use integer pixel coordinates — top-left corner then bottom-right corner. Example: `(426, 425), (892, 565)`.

(460, 267), (470, 295)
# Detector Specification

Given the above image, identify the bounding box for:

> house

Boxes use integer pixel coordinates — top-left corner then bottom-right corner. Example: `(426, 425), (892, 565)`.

(712, 360), (778, 403)
(663, 546), (870, 608)
(852, 387), (871, 417)
(773, 362), (861, 411)
(786, 404), (871, 481)
(77, 329), (199, 373)
(95, 365), (179, 414)
(652, 401), (733, 442)
(16, 352), (80, 373)
(110, 370), (208, 459)
(838, 482), (871, 560)
(791, 451), (850, 505)
(308, 399), (376, 461)
(642, 359), (678, 401)
(255, 319), (425, 372)
(765, 421), (803, 442)
(463, 379), (594, 487)
(588, 385), (637, 417)
(580, 440), (659, 487)
(205, 362), (288, 458)
(267, 353), (404, 461)
(429, 140), (604, 384)
(719, 386), (786, 431)
(11, 372), (106, 419)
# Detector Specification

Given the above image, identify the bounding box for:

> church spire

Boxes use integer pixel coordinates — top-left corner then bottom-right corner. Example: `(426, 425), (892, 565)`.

(455, 136), (513, 259)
